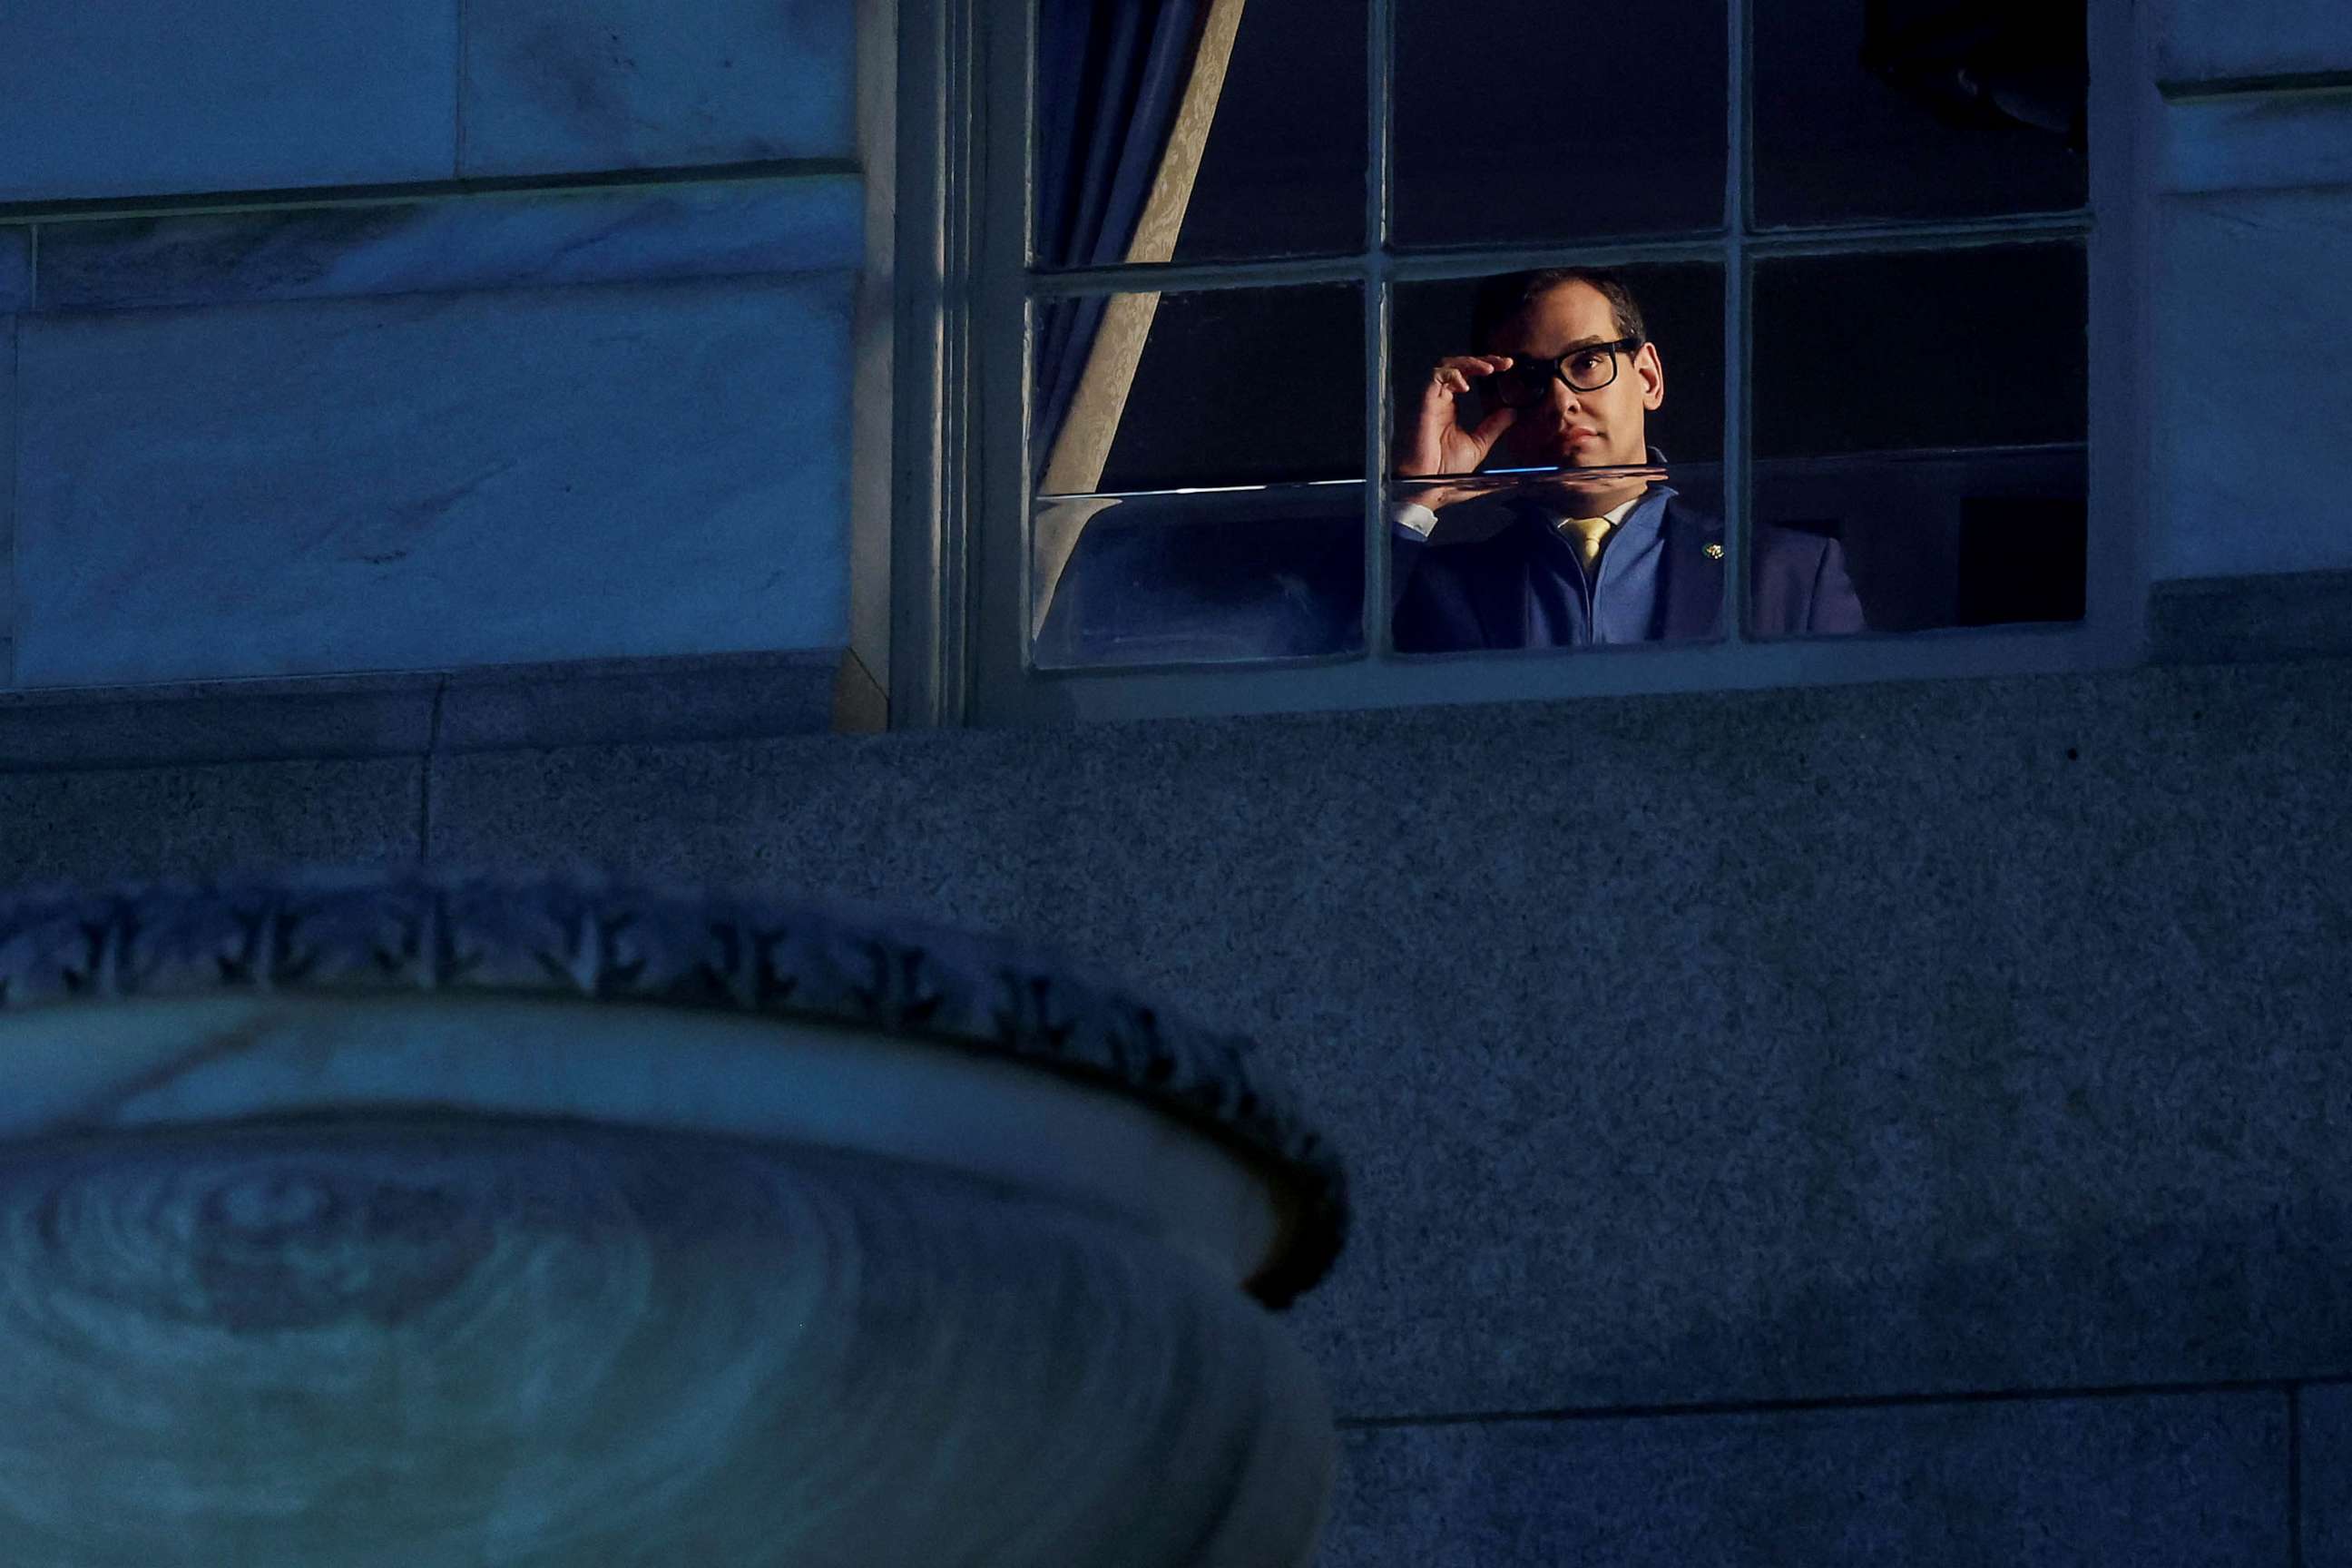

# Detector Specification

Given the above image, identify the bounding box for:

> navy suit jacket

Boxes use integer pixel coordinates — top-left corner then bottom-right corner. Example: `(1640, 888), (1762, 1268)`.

(1391, 495), (1867, 652)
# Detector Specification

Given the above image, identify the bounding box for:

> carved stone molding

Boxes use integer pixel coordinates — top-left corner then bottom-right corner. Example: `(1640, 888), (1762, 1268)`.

(0, 865), (1346, 1307)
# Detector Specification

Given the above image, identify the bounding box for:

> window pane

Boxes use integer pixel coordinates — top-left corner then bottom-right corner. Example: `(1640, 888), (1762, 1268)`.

(1031, 284), (1364, 669)
(1387, 266), (1726, 653)
(1032, 485), (1365, 668)
(1754, 0), (2087, 228)
(1032, 0), (1365, 270)
(1748, 244), (2087, 636)
(1391, 0), (1728, 250)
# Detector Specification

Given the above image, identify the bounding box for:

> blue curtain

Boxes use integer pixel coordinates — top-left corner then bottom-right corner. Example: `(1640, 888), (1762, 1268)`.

(1032, 0), (1204, 490)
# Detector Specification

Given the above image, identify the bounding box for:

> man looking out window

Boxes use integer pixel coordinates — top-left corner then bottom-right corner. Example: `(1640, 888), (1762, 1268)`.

(1392, 269), (1867, 650)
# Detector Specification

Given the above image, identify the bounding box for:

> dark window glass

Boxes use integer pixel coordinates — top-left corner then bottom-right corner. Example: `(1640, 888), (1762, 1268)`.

(1752, 244), (2084, 458)
(1031, 285), (1364, 668)
(1033, 485), (1366, 669)
(1749, 244), (2087, 634)
(1391, 0), (1728, 250)
(1387, 266), (1727, 653)
(1038, 284), (1360, 495)
(1754, 0), (2088, 227)
(1032, 0), (1365, 270)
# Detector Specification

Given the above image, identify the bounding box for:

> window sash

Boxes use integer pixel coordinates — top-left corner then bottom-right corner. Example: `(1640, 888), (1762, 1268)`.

(951, 0), (2147, 727)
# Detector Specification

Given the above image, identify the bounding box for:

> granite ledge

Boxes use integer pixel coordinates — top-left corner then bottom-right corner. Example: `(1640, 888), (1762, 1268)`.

(2148, 568), (2352, 666)
(0, 570), (2337, 771)
(0, 650), (845, 774)
(1323, 1388), (2288, 1567)
(436, 649), (846, 751)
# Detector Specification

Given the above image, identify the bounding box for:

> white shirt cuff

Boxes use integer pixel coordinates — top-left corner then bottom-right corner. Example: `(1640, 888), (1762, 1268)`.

(1389, 502), (1439, 538)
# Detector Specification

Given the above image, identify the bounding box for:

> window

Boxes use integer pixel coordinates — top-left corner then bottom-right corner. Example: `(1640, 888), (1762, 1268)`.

(920, 0), (2146, 724)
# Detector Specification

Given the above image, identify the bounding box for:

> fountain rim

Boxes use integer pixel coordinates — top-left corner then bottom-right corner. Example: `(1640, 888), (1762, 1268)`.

(0, 865), (1348, 1308)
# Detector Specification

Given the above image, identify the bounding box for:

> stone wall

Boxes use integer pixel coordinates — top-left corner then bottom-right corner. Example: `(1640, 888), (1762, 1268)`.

(0, 642), (2344, 1564)
(2151, 0), (2352, 580)
(1, 0), (2349, 1562)
(0, 1), (867, 693)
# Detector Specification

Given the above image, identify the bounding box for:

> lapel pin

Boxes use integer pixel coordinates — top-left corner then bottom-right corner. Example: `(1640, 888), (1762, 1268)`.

(1704, 543), (1724, 560)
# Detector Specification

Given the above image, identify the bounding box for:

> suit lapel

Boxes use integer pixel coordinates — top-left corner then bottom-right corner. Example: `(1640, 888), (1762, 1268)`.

(1658, 501), (1726, 641)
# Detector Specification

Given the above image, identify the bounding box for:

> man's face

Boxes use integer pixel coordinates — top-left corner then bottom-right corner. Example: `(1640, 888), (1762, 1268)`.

(1482, 279), (1664, 472)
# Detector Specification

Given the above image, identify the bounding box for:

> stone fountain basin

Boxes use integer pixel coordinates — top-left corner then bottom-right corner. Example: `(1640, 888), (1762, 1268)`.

(0, 871), (1348, 1568)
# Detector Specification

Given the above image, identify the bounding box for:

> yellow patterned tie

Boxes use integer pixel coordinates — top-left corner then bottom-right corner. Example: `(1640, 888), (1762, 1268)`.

(1564, 516), (1614, 575)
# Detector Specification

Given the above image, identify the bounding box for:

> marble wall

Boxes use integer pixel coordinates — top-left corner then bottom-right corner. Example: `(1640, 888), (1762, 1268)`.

(459, 0), (856, 178)
(2160, 0), (2352, 83)
(1, 237), (23, 685)
(0, 1), (863, 694)
(1, 303), (16, 685)
(32, 180), (862, 313)
(0, 4), (461, 203)
(2152, 185), (2352, 581)
(6, 182), (858, 687)
(2151, 3), (2352, 581)
(18, 272), (852, 685)
(0, 0), (855, 204)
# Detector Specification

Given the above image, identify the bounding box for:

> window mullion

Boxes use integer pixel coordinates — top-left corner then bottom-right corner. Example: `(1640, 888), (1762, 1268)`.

(1364, 0), (1394, 662)
(1027, 255), (1367, 296)
(965, 0), (1034, 725)
(1724, 0), (1750, 646)
(892, 0), (983, 727)
(2083, 0), (2152, 648)
(975, 0), (2126, 729)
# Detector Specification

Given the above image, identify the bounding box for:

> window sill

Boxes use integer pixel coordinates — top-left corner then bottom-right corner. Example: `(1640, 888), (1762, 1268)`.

(0, 569), (2331, 772)
(970, 566), (2352, 726)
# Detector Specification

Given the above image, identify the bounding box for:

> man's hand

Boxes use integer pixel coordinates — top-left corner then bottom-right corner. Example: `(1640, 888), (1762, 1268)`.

(1396, 356), (1520, 478)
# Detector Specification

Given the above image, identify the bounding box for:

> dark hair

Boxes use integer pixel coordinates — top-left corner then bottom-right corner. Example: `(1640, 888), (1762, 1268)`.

(1469, 268), (1647, 352)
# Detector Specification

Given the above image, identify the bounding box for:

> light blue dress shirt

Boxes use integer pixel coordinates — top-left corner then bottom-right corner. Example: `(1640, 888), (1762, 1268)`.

(1531, 484), (1678, 647)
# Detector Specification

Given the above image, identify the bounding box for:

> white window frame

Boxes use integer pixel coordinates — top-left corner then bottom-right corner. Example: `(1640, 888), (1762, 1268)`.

(891, 0), (2156, 727)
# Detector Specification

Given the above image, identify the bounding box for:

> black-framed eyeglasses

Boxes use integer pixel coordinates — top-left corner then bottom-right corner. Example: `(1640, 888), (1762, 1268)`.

(1486, 337), (1644, 408)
